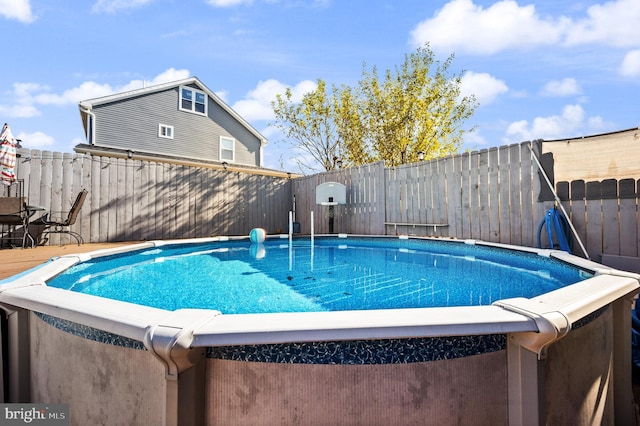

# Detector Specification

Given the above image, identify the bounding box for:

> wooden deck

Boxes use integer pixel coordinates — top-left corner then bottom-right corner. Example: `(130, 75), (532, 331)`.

(0, 242), (138, 281)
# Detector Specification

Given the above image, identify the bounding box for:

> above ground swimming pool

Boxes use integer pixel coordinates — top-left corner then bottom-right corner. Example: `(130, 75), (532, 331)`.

(45, 236), (591, 314)
(2, 234), (639, 425)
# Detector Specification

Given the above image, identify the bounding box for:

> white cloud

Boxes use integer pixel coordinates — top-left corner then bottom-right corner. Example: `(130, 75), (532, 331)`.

(0, 104), (40, 118)
(588, 116), (608, 130)
(205, 0), (328, 9)
(117, 68), (191, 93)
(6, 69), (191, 115)
(92, 0), (153, 13)
(504, 104), (605, 142)
(35, 81), (114, 105)
(564, 0), (640, 47)
(460, 71), (508, 105)
(410, 0), (640, 55)
(462, 130), (488, 147)
(0, 83), (45, 117)
(205, 0), (252, 7)
(232, 79), (316, 121)
(13, 82), (45, 99)
(311, 0), (331, 9)
(410, 0), (564, 54)
(16, 131), (54, 148)
(620, 50), (640, 76)
(0, 0), (35, 23)
(0, 68), (190, 120)
(215, 90), (229, 103)
(540, 78), (582, 97)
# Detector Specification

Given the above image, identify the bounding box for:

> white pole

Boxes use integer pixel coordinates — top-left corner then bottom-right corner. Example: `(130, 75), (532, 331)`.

(293, 194), (296, 222)
(529, 144), (590, 259)
(310, 210), (314, 271)
(288, 211), (293, 271)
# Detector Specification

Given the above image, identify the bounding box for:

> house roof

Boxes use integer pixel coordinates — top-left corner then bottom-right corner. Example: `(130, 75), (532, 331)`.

(77, 76), (268, 146)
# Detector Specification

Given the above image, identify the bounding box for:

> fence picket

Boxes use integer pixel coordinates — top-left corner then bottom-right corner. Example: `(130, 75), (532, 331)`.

(519, 143), (536, 247)
(488, 148), (500, 242)
(619, 179), (637, 257)
(508, 144), (523, 246)
(586, 181), (604, 261)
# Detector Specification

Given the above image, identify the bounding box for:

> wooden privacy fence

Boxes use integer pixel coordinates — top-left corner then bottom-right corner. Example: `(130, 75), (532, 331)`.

(292, 141), (640, 265)
(555, 178), (640, 264)
(11, 144), (640, 268)
(15, 150), (292, 244)
(292, 143), (548, 247)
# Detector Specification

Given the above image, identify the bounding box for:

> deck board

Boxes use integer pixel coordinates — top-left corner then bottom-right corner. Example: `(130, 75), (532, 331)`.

(0, 242), (138, 281)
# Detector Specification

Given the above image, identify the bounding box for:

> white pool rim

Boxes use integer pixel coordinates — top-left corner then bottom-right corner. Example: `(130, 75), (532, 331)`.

(1, 234), (638, 367)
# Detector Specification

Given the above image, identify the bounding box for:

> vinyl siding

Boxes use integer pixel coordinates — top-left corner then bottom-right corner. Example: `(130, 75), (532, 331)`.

(92, 86), (261, 166)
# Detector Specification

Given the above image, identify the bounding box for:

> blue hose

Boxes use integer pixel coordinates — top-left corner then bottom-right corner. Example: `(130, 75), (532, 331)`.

(633, 305), (640, 371)
(537, 207), (572, 253)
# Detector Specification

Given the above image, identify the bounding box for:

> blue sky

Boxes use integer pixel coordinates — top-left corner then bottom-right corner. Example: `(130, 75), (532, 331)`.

(2, 0), (639, 172)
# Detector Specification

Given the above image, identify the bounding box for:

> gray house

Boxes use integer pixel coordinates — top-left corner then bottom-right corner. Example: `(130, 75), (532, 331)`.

(75, 77), (271, 173)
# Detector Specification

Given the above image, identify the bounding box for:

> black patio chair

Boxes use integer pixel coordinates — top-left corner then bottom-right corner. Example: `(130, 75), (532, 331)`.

(32, 189), (88, 245)
(0, 196), (35, 248)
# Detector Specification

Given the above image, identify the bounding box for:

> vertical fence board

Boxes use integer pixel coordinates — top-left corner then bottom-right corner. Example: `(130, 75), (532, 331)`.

(103, 157), (116, 242)
(498, 146), (511, 244)
(408, 165), (418, 234)
(385, 167), (398, 234)
(460, 153), (471, 239)
(113, 158), (126, 241)
(154, 161), (165, 240)
(61, 153), (74, 205)
(467, 151), (482, 239)
(89, 156), (101, 242)
(145, 162), (157, 240)
(70, 154), (86, 242)
(421, 163), (432, 232)
(97, 157), (109, 242)
(78, 155), (91, 241)
(508, 144), (523, 246)
(487, 148), (500, 242)
(619, 179), (637, 257)
(164, 164), (176, 239)
(132, 160), (144, 240)
(445, 156), (461, 238)
(586, 181), (603, 261)
(47, 153), (63, 245)
(601, 179), (620, 256)
(431, 159), (447, 237)
(519, 143), (535, 248)
(531, 143), (556, 248)
(568, 180), (587, 255)
(202, 168), (214, 237)
(193, 167), (203, 237)
(24, 151), (40, 206)
(478, 150), (490, 242)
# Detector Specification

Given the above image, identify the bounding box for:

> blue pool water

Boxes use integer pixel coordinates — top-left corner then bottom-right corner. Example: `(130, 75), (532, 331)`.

(46, 237), (590, 314)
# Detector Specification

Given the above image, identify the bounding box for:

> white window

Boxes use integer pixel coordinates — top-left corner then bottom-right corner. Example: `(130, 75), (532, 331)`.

(220, 136), (235, 162)
(179, 86), (207, 115)
(158, 124), (174, 139)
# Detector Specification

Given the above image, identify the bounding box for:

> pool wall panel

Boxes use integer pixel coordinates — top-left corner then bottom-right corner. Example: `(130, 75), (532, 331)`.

(29, 313), (166, 425)
(205, 351), (508, 425)
(545, 307), (615, 424)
